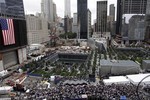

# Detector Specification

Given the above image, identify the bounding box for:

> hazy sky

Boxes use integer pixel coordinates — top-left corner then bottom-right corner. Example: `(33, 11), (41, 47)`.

(23, 0), (117, 24)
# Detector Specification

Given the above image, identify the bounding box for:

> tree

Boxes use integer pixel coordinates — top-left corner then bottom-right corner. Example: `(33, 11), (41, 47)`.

(59, 34), (66, 39)
(45, 67), (49, 71)
(59, 32), (77, 39)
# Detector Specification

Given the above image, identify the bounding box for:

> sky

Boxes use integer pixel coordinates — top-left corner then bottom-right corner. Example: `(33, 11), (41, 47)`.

(23, 0), (117, 24)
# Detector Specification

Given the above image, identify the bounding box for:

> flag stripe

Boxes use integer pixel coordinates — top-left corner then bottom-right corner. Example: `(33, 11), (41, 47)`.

(8, 19), (12, 45)
(11, 19), (15, 44)
(10, 20), (14, 44)
(7, 19), (11, 45)
(0, 19), (15, 45)
(8, 19), (11, 45)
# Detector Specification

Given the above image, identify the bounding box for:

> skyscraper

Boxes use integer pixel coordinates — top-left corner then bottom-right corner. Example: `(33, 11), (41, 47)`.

(64, 16), (72, 33)
(41, 0), (54, 22)
(64, 0), (72, 33)
(87, 9), (91, 38)
(108, 4), (115, 35)
(145, 0), (150, 42)
(109, 4), (115, 21)
(0, 0), (25, 19)
(116, 0), (147, 35)
(72, 13), (78, 34)
(65, 0), (71, 18)
(77, 0), (88, 39)
(0, 0), (27, 70)
(26, 14), (49, 45)
(116, 0), (122, 35)
(128, 15), (145, 40)
(96, 0), (107, 33)
(53, 3), (57, 22)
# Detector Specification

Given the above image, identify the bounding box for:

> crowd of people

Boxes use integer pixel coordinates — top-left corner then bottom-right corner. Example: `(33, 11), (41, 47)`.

(12, 76), (148, 100)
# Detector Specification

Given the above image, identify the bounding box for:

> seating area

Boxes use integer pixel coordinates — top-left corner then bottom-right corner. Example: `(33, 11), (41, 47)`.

(11, 74), (150, 100)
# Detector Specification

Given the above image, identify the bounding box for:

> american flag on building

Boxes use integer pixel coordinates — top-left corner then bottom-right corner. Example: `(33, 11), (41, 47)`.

(0, 18), (15, 45)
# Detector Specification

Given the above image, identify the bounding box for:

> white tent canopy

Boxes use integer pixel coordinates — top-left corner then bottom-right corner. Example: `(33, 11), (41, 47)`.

(103, 76), (130, 85)
(50, 76), (55, 82)
(0, 86), (13, 94)
(127, 73), (150, 85)
(0, 70), (8, 77)
(81, 94), (88, 98)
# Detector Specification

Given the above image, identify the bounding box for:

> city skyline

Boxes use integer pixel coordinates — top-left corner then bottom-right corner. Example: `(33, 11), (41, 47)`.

(23, 0), (117, 24)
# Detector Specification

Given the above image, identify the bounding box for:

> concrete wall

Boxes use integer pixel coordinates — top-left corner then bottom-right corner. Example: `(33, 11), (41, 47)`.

(18, 48), (27, 64)
(26, 15), (49, 45)
(142, 60), (150, 71)
(0, 60), (4, 71)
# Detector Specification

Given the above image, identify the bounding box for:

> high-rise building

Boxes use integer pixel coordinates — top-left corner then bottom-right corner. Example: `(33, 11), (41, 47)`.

(64, 0), (72, 33)
(87, 9), (91, 38)
(72, 13), (78, 34)
(116, 0), (147, 35)
(64, 16), (72, 33)
(77, 0), (88, 39)
(128, 15), (145, 41)
(107, 16), (114, 32)
(41, 0), (53, 22)
(109, 4), (115, 21)
(116, 0), (122, 35)
(107, 4), (115, 36)
(65, 0), (71, 18)
(93, 19), (97, 32)
(26, 14), (49, 45)
(73, 13), (77, 25)
(128, 15), (145, 40)
(96, 0), (107, 33)
(0, 0), (27, 71)
(53, 3), (57, 22)
(0, 0), (25, 19)
(145, 0), (150, 42)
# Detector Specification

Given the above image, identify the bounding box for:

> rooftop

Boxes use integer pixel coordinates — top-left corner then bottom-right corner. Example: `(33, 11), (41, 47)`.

(143, 60), (150, 63)
(56, 46), (90, 54)
(100, 60), (140, 67)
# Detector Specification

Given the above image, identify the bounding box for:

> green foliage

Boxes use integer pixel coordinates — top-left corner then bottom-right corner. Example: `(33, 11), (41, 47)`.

(59, 34), (66, 39)
(59, 32), (77, 39)
(32, 69), (47, 75)
(45, 67), (49, 71)
(104, 52), (107, 60)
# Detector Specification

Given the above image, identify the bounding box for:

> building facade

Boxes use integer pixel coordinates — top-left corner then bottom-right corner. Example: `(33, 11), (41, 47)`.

(64, 0), (72, 34)
(41, 0), (54, 23)
(64, 16), (72, 33)
(65, 0), (71, 18)
(145, 0), (150, 43)
(26, 14), (49, 45)
(109, 4), (115, 21)
(107, 16), (114, 32)
(87, 9), (92, 38)
(53, 3), (57, 22)
(77, 0), (88, 39)
(116, 0), (122, 35)
(0, 0), (25, 19)
(96, 0), (107, 33)
(72, 13), (78, 34)
(128, 15), (145, 40)
(116, 0), (147, 36)
(0, 0), (27, 71)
